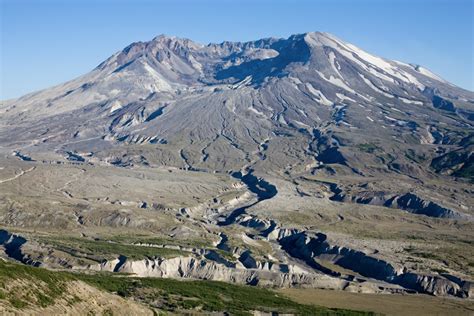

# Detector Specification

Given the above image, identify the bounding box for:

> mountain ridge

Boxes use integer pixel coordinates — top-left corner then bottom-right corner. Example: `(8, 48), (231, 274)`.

(4, 31), (470, 105)
(1, 31), (473, 193)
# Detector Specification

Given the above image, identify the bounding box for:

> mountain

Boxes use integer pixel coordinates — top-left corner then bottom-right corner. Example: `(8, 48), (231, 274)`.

(0, 32), (473, 312)
(1, 32), (473, 175)
(2, 32), (473, 217)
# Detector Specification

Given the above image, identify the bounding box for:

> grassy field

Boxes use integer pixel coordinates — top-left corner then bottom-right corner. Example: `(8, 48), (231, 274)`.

(76, 273), (372, 315)
(0, 260), (373, 315)
(40, 236), (190, 260)
(0, 259), (71, 309)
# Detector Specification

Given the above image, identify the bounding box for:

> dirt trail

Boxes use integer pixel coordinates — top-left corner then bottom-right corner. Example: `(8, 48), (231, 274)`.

(0, 166), (35, 184)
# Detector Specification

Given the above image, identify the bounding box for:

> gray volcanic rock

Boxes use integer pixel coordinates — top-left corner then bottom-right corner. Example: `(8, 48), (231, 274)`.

(84, 255), (347, 289)
(1, 32), (472, 219)
(277, 230), (471, 297)
(1, 32), (472, 172)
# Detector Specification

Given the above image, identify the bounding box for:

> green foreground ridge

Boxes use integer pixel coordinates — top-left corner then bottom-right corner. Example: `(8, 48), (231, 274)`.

(0, 259), (374, 315)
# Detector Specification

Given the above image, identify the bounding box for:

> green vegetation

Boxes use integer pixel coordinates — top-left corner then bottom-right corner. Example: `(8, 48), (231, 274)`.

(0, 260), (372, 315)
(430, 150), (473, 181)
(453, 159), (474, 181)
(75, 272), (372, 315)
(403, 133), (422, 145)
(403, 245), (474, 277)
(404, 246), (444, 261)
(41, 236), (188, 260)
(404, 149), (426, 163)
(108, 234), (241, 262)
(0, 260), (70, 309)
(107, 234), (213, 249)
(356, 143), (380, 154)
(405, 234), (426, 240)
(9, 297), (27, 309)
(215, 248), (236, 262)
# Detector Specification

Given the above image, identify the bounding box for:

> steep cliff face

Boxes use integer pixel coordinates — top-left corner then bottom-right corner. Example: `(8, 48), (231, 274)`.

(277, 231), (471, 298)
(77, 235), (471, 298)
(0, 229), (40, 266)
(330, 190), (471, 219)
(85, 255), (348, 289)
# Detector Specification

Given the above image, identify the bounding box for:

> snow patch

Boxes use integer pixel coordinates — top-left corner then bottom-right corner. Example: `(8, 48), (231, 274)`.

(336, 93), (356, 103)
(109, 101), (122, 113)
(289, 76), (303, 85)
(109, 89), (121, 96)
(359, 74), (394, 98)
(399, 97), (423, 105)
(415, 66), (446, 82)
(324, 34), (425, 89)
(366, 66), (396, 84)
(233, 76), (252, 89)
(294, 120), (311, 128)
(328, 51), (342, 76)
(306, 83), (333, 106)
(142, 61), (173, 91)
(354, 93), (373, 103)
(278, 114), (288, 125)
(315, 71), (356, 94)
(248, 106), (265, 116)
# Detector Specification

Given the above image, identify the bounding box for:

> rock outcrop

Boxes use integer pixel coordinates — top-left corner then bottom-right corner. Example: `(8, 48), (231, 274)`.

(331, 189), (470, 220)
(0, 229), (40, 266)
(386, 193), (469, 219)
(277, 230), (471, 298)
(85, 255), (347, 289)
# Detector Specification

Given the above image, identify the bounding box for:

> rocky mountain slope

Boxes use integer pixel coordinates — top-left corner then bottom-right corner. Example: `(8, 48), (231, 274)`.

(2, 33), (473, 213)
(0, 32), (473, 313)
(1, 32), (473, 176)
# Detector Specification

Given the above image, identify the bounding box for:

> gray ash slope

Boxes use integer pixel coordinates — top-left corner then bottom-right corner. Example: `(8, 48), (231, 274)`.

(1, 32), (473, 219)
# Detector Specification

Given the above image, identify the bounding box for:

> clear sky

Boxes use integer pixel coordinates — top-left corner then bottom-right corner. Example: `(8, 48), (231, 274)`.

(1, 0), (473, 99)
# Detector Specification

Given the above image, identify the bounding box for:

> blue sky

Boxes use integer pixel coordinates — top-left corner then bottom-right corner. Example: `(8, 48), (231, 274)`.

(1, 0), (473, 99)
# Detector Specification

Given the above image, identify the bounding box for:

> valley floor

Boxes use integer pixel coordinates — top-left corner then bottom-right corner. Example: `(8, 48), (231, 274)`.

(280, 288), (474, 316)
(0, 153), (473, 314)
